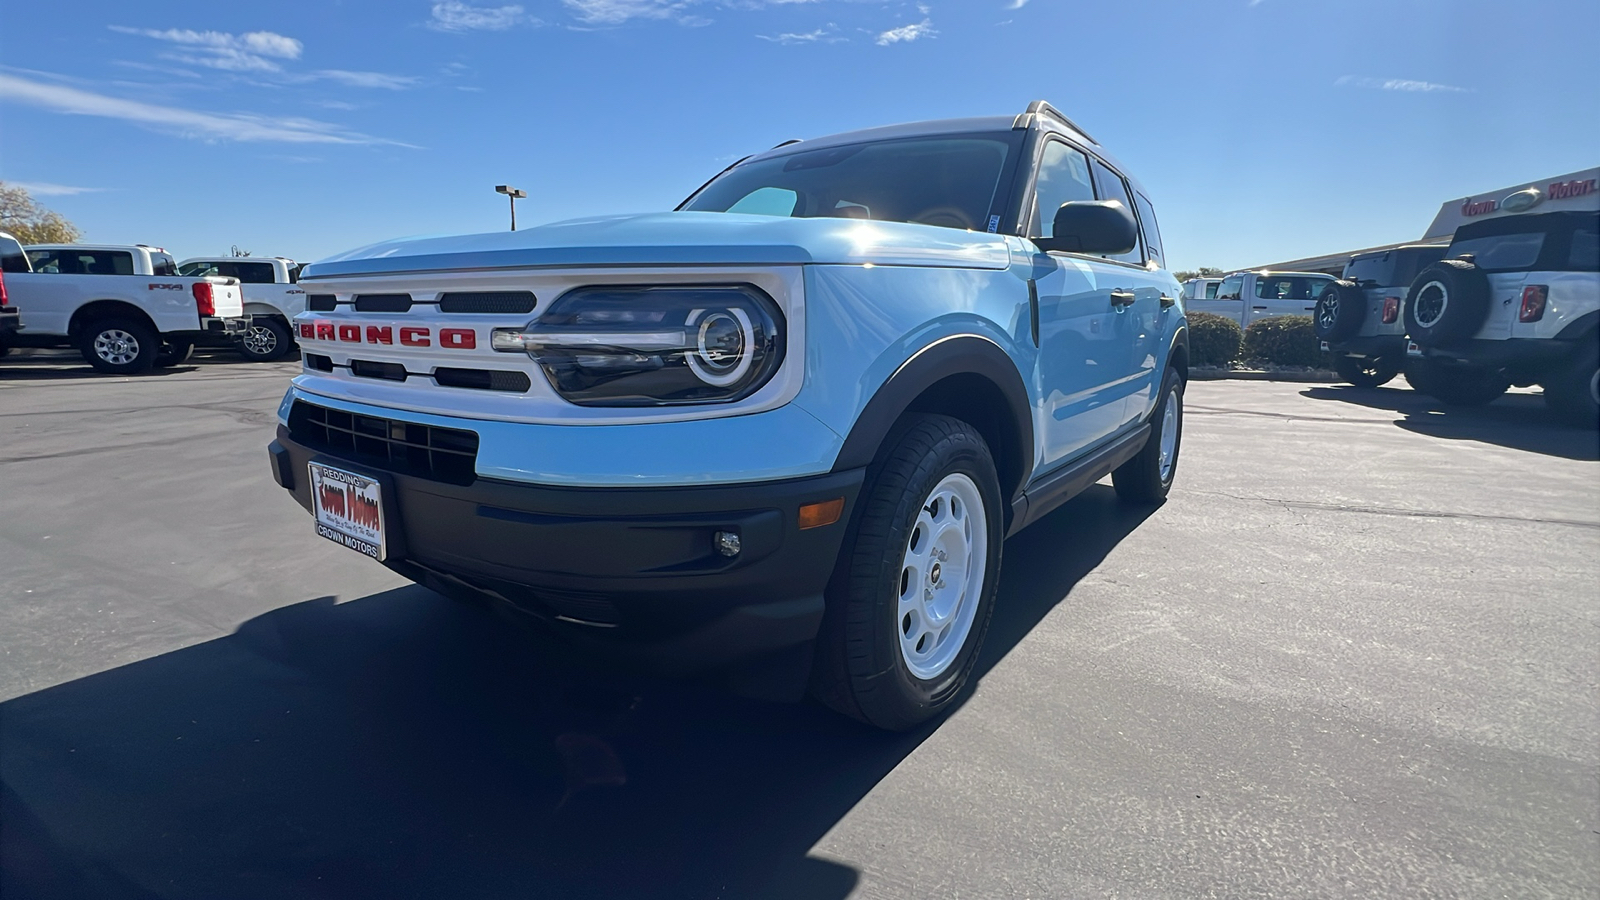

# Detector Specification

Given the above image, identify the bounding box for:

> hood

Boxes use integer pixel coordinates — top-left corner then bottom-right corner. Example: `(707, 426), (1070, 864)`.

(303, 212), (1012, 278)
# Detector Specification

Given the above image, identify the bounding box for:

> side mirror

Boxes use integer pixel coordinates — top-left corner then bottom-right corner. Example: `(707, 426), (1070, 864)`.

(1033, 200), (1138, 255)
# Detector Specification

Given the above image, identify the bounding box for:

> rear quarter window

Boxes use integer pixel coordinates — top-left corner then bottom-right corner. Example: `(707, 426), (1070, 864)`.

(0, 235), (28, 273)
(1132, 192), (1163, 267)
(1448, 233), (1543, 271)
(1567, 226), (1598, 271)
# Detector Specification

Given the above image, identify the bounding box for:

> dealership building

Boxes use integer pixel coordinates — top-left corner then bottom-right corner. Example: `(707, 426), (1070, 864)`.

(1246, 166), (1599, 275)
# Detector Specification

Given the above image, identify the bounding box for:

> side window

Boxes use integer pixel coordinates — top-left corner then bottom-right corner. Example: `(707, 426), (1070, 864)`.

(1132, 192), (1164, 267)
(1568, 226), (1598, 271)
(1205, 282), (1220, 300)
(1216, 275), (1244, 300)
(1027, 140), (1095, 238)
(150, 253), (178, 276)
(27, 249), (65, 273)
(235, 262), (276, 284)
(73, 251), (135, 275)
(1089, 159), (1143, 264)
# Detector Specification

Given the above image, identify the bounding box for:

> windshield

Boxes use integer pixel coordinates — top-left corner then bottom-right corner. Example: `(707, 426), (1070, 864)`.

(1255, 275), (1332, 300)
(683, 133), (1020, 232)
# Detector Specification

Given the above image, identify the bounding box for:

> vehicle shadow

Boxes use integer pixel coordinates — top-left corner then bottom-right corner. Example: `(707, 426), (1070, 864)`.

(0, 486), (1151, 900)
(0, 349), (285, 381)
(1301, 383), (1599, 461)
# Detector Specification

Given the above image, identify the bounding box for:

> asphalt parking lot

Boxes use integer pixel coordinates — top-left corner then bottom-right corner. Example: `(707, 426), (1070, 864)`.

(2, 351), (1596, 900)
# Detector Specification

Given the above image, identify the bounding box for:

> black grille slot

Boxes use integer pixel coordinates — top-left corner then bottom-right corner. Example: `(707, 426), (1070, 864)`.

(354, 293), (413, 313)
(433, 367), (532, 393)
(438, 291), (537, 314)
(288, 400), (478, 485)
(307, 294), (337, 311)
(350, 359), (407, 382)
(304, 353), (334, 372)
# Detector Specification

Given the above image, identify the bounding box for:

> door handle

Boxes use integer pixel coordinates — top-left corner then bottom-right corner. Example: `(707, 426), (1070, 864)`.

(1251, 305), (1268, 310)
(1110, 290), (1136, 308)
(1159, 294), (1176, 309)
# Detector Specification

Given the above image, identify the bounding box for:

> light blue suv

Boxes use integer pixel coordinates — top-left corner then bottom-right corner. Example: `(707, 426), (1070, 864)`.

(268, 101), (1189, 730)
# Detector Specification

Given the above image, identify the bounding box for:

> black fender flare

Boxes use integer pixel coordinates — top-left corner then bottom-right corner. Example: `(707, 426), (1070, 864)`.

(830, 334), (1035, 504)
(1168, 323), (1190, 377)
(1556, 309), (1599, 342)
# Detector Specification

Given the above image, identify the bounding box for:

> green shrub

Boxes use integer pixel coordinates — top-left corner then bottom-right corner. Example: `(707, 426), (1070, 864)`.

(1242, 315), (1332, 368)
(1187, 311), (1243, 367)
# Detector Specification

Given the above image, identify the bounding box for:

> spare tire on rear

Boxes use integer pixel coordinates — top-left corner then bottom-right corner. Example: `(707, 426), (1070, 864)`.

(1314, 280), (1366, 341)
(1404, 259), (1491, 345)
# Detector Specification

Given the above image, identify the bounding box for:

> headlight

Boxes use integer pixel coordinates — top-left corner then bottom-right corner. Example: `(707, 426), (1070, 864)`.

(492, 285), (784, 406)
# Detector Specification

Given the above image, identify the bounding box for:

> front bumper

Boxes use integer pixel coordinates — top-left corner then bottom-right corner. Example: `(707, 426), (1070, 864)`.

(268, 425), (864, 674)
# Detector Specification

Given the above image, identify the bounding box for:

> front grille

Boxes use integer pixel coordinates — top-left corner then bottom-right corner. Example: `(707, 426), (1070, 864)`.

(439, 291), (537, 314)
(288, 400), (478, 485)
(304, 353), (334, 372)
(307, 294), (337, 311)
(350, 359), (407, 382)
(354, 293), (413, 313)
(433, 367), (532, 393)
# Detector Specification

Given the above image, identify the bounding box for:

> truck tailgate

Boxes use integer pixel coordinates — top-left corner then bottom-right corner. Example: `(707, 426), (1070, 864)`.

(206, 278), (245, 318)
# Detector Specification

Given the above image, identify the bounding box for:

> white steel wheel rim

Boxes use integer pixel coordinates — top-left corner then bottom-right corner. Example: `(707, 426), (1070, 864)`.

(243, 324), (279, 356)
(1159, 385), (1181, 482)
(94, 329), (141, 365)
(897, 472), (987, 681)
(1414, 281), (1448, 328)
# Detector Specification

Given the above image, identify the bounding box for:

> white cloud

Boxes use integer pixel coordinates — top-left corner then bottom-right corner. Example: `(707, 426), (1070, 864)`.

(311, 70), (420, 90)
(876, 18), (934, 45)
(1006, 0), (1029, 7)
(110, 26), (303, 73)
(0, 73), (411, 146)
(10, 182), (107, 197)
(428, 2), (536, 31)
(1336, 75), (1469, 93)
(563, 0), (691, 24)
(757, 24), (843, 44)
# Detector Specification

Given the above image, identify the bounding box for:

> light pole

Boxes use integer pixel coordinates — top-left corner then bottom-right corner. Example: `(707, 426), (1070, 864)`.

(495, 184), (527, 231)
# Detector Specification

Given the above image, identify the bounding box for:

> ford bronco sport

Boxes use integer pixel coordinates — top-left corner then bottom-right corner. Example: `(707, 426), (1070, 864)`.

(268, 102), (1189, 729)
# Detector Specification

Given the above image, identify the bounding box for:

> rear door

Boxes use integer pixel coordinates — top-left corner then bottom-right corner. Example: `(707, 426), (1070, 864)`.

(1249, 274), (1329, 323)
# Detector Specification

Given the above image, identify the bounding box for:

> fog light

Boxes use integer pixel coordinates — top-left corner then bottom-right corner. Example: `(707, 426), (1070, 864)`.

(714, 530), (741, 557)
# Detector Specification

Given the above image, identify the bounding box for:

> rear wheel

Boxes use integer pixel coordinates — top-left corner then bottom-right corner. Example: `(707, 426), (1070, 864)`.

(1543, 340), (1599, 429)
(1334, 355), (1400, 388)
(79, 318), (158, 375)
(1113, 366), (1184, 504)
(810, 414), (1002, 731)
(238, 316), (296, 362)
(154, 338), (195, 368)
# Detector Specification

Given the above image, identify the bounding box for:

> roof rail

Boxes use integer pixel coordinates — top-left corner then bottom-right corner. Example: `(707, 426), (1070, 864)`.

(1013, 100), (1097, 145)
(770, 139), (802, 150)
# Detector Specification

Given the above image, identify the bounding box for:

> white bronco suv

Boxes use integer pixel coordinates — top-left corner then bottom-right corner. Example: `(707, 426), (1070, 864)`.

(1403, 211), (1599, 425)
(268, 102), (1190, 729)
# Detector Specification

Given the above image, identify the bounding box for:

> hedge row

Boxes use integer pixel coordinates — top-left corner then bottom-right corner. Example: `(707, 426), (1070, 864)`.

(1187, 312), (1333, 369)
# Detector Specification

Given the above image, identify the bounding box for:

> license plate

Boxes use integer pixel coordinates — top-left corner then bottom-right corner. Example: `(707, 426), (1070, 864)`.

(308, 462), (386, 560)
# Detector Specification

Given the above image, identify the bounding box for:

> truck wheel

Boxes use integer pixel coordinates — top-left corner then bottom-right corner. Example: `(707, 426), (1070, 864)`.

(79, 318), (158, 375)
(1404, 260), (1491, 345)
(811, 414), (1002, 731)
(1543, 340), (1599, 429)
(1113, 366), (1184, 504)
(154, 338), (195, 368)
(1334, 355), (1400, 388)
(239, 317), (295, 362)
(1313, 281), (1366, 341)
(1405, 359), (1508, 407)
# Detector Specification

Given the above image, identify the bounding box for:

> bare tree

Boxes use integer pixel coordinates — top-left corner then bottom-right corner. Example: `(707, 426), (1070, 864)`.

(231, 245), (252, 257)
(0, 182), (83, 244)
(1173, 266), (1225, 282)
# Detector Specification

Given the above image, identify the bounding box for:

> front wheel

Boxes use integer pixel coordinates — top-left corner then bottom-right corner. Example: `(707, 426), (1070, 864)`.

(810, 414), (1003, 731)
(1334, 355), (1400, 389)
(238, 317), (296, 362)
(1113, 366), (1184, 504)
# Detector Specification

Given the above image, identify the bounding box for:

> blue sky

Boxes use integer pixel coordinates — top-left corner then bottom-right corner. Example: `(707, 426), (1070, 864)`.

(2, 0), (1596, 271)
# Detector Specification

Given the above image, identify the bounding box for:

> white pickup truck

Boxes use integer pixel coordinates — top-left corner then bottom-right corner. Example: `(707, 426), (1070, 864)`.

(1188, 270), (1336, 328)
(10, 243), (247, 374)
(178, 256), (304, 361)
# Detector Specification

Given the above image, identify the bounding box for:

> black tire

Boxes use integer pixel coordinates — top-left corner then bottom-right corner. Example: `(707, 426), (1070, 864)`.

(1543, 338), (1599, 429)
(238, 316), (296, 362)
(1404, 259), (1491, 345)
(154, 338), (195, 368)
(1314, 280), (1366, 341)
(810, 414), (1003, 731)
(1113, 366), (1185, 504)
(1334, 355), (1400, 388)
(78, 317), (159, 375)
(1404, 359), (1508, 406)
